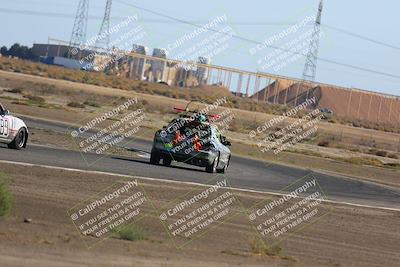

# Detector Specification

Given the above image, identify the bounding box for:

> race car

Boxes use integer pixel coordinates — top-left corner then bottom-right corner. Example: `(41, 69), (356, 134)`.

(150, 104), (231, 173)
(0, 103), (28, 150)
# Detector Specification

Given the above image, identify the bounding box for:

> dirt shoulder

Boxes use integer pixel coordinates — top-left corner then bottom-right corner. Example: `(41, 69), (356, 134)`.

(0, 163), (399, 267)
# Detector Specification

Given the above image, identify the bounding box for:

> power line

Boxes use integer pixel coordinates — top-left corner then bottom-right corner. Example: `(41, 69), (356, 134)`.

(321, 24), (400, 51)
(0, 8), (121, 20)
(0, 8), (79, 19)
(114, 0), (400, 80)
(0, 8), (294, 25)
(1, 5), (399, 80)
(2, 7), (399, 50)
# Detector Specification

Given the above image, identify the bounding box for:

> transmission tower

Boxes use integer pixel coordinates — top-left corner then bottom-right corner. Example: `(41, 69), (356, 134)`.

(95, 0), (113, 50)
(302, 0), (323, 81)
(69, 0), (89, 48)
(293, 0), (323, 105)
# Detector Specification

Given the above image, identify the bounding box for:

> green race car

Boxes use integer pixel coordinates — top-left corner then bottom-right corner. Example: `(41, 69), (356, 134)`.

(150, 109), (231, 173)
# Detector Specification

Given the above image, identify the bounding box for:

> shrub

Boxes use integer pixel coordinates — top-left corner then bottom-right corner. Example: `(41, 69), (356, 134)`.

(83, 100), (101, 107)
(141, 99), (148, 106)
(0, 176), (12, 217)
(317, 140), (330, 147)
(352, 120), (363, 128)
(250, 238), (281, 256)
(344, 157), (383, 167)
(24, 94), (45, 103)
(6, 87), (23, 94)
(328, 117), (338, 124)
(375, 150), (388, 157)
(112, 224), (146, 241)
(67, 101), (85, 108)
(11, 100), (28, 106)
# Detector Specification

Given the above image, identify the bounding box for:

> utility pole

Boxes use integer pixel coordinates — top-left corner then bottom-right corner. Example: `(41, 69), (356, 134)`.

(303, 0), (323, 82)
(69, 0), (89, 48)
(96, 0), (113, 50)
(294, 0), (323, 106)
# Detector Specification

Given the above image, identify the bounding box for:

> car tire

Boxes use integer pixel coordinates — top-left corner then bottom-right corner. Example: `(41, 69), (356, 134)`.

(150, 151), (161, 165)
(217, 160), (229, 173)
(217, 156), (230, 173)
(206, 156), (218, 173)
(162, 157), (172, 167)
(8, 128), (27, 150)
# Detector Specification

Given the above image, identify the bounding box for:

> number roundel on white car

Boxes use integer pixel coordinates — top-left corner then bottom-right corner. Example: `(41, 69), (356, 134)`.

(0, 117), (10, 137)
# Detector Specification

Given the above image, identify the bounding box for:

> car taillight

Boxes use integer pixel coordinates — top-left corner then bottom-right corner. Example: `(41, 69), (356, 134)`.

(173, 131), (183, 144)
(193, 135), (202, 152)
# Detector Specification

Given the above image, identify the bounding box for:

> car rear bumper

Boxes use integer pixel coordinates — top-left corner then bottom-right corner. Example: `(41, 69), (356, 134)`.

(152, 147), (217, 167)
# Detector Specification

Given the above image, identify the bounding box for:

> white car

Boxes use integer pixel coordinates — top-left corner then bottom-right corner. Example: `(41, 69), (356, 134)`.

(0, 104), (28, 150)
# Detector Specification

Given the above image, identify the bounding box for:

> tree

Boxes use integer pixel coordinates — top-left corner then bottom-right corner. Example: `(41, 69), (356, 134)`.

(2, 43), (37, 60)
(8, 43), (21, 57)
(0, 46), (7, 56)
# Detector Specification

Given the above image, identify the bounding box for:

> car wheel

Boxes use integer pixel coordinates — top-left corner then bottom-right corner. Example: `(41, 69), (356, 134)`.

(206, 156), (218, 173)
(8, 128), (27, 150)
(162, 157), (172, 167)
(150, 151), (161, 165)
(217, 156), (230, 173)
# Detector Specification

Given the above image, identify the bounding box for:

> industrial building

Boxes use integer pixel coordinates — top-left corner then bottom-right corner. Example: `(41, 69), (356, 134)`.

(128, 44), (147, 80)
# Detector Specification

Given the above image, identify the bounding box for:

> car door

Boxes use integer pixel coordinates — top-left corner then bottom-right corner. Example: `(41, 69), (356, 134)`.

(211, 127), (230, 167)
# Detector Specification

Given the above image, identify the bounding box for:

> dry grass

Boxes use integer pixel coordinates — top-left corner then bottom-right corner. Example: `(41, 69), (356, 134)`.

(0, 174), (12, 217)
(0, 57), (276, 113)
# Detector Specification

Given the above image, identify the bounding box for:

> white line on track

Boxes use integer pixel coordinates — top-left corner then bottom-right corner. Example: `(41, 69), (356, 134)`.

(0, 159), (399, 212)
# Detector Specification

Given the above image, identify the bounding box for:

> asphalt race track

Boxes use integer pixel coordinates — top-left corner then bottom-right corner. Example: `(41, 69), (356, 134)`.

(1, 117), (399, 209)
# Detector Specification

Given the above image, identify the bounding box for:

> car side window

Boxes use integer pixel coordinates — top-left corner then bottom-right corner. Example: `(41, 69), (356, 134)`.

(210, 127), (219, 143)
(214, 127), (223, 142)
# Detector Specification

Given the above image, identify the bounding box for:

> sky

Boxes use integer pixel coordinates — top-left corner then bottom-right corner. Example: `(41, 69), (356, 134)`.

(0, 0), (399, 96)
